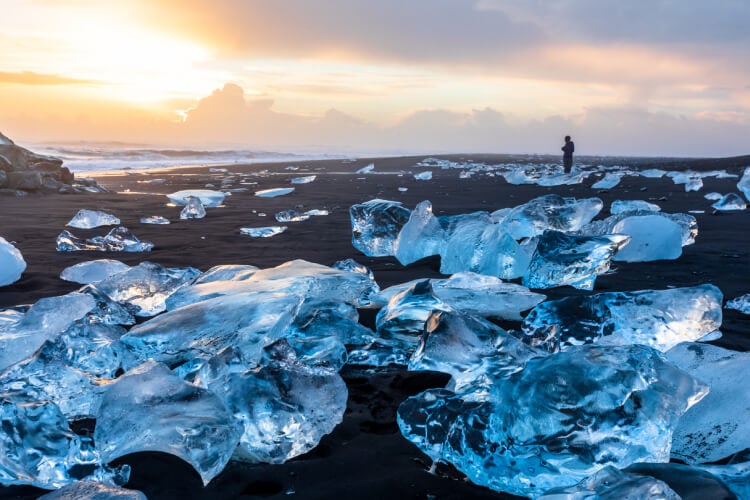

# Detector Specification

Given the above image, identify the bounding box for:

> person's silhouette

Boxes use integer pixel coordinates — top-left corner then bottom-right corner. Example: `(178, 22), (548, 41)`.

(562, 135), (574, 173)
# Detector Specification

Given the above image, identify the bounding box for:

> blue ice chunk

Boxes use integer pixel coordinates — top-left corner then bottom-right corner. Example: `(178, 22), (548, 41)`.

(60, 259), (130, 284)
(350, 199), (411, 257)
(699, 452), (750, 500)
(194, 264), (259, 284)
(66, 209), (120, 229)
(581, 211), (698, 247)
(726, 293), (750, 314)
(395, 201), (445, 265)
(611, 214), (684, 262)
(522, 284), (723, 352)
(539, 466), (680, 499)
(738, 166), (750, 201)
(498, 194), (603, 239)
(56, 227), (154, 252)
(240, 226), (287, 237)
(38, 481), (146, 500)
(167, 189), (225, 207)
(140, 215), (170, 224)
(0, 236), (25, 286)
(611, 199), (661, 214)
(592, 172), (622, 189)
(414, 171), (432, 180)
(290, 175), (316, 184)
(255, 187), (294, 197)
(179, 195), (206, 219)
(79, 285), (136, 326)
(712, 192), (747, 211)
(523, 230), (630, 290)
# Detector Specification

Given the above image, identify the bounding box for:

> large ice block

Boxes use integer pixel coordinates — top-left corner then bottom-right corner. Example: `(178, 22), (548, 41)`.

(592, 173), (622, 189)
(60, 259), (131, 284)
(581, 211), (698, 247)
(538, 466), (680, 499)
(66, 209), (120, 229)
(350, 199), (411, 257)
(0, 236), (26, 286)
(498, 194), (603, 239)
(95, 361), (242, 485)
(522, 284), (723, 352)
(611, 214), (684, 262)
(167, 189), (225, 207)
(179, 195), (206, 219)
(394, 200), (445, 265)
(56, 227), (154, 252)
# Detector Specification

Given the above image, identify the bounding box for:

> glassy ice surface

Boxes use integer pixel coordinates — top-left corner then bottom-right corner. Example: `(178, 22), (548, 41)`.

(611, 199), (661, 214)
(394, 201), (445, 265)
(79, 285), (137, 326)
(498, 194), (603, 239)
(350, 199), (411, 257)
(276, 210), (310, 222)
(0, 292), (95, 371)
(699, 452), (750, 500)
(523, 230), (630, 290)
(355, 163), (374, 174)
(398, 344), (707, 497)
(610, 214), (684, 262)
(581, 211), (698, 247)
(94, 261), (200, 317)
(56, 227), (154, 252)
(255, 187), (295, 198)
(166, 189), (225, 207)
(240, 226), (287, 238)
(60, 259), (130, 284)
(290, 175), (316, 184)
(436, 273), (544, 320)
(95, 361), (242, 485)
(522, 284), (723, 352)
(640, 168), (667, 178)
(194, 264), (259, 284)
(624, 462), (739, 500)
(538, 466), (680, 500)
(140, 215), (170, 224)
(332, 258), (380, 307)
(711, 192), (747, 211)
(670, 172), (703, 192)
(726, 293), (750, 314)
(179, 195), (206, 219)
(667, 342), (750, 464)
(66, 209), (120, 229)
(0, 236), (26, 286)
(38, 481), (147, 500)
(592, 172), (622, 189)
(704, 192), (723, 201)
(414, 171), (432, 180)
(737, 166), (750, 201)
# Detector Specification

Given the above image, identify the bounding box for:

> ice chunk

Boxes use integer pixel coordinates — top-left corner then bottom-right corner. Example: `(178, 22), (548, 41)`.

(0, 236), (26, 286)
(670, 171), (703, 192)
(255, 187), (294, 197)
(523, 230), (630, 290)
(414, 171), (432, 180)
(435, 273), (544, 320)
(66, 209), (120, 229)
(0, 292), (95, 371)
(290, 175), (316, 184)
(611, 199), (661, 214)
(350, 199), (411, 257)
(522, 284), (723, 352)
(394, 201), (445, 265)
(699, 452), (750, 500)
(726, 293), (750, 314)
(704, 192), (723, 201)
(332, 258), (380, 307)
(95, 361), (242, 485)
(194, 264), (259, 284)
(711, 192), (746, 211)
(611, 214), (684, 262)
(592, 172), (622, 189)
(60, 259), (130, 284)
(167, 189), (225, 207)
(667, 342), (750, 464)
(737, 166), (750, 201)
(356, 163), (374, 173)
(275, 210), (310, 222)
(539, 466), (680, 499)
(640, 168), (666, 178)
(304, 208), (328, 216)
(56, 227), (154, 252)
(624, 462), (739, 500)
(498, 194), (604, 239)
(580, 211), (698, 247)
(179, 195), (206, 219)
(79, 285), (136, 326)
(93, 261), (199, 317)
(377, 280), (452, 338)
(240, 226), (287, 237)
(140, 215), (170, 224)
(397, 344), (707, 497)
(38, 481), (146, 500)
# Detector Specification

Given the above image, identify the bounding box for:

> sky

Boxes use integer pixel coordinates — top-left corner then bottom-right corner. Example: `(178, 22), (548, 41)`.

(1, 0), (749, 156)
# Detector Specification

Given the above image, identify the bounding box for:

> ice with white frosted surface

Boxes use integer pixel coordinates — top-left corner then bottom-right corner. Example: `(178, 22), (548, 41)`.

(394, 200), (445, 265)
(38, 481), (146, 500)
(350, 199), (411, 257)
(140, 215), (170, 224)
(522, 284), (723, 352)
(611, 199), (661, 214)
(66, 209), (120, 229)
(240, 226), (287, 237)
(180, 195), (206, 219)
(290, 175), (316, 184)
(726, 293), (750, 314)
(498, 194), (603, 239)
(0, 236), (26, 287)
(711, 192), (746, 211)
(95, 361), (242, 485)
(56, 227), (154, 252)
(704, 192), (723, 201)
(611, 214), (684, 262)
(167, 189), (226, 207)
(255, 187), (294, 197)
(414, 171), (432, 180)
(538, 466), (680, 500)
(60, 259), (130, 284)
(580, 210), (698, 246)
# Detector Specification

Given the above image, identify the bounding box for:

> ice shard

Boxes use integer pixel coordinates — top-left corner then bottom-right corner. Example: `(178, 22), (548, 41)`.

(394, 200), (445, 265)
(414, 171), (432, 180)
(737, 166), (750, 201)
(667, 342), (750, 464)
(592, 172), (622, 189)
(95, 361), (242, 485)
(726, 293), (750, 314)
(240, 226), (287, 237)
(397, 344), (707, 497)
(538, 466), (680, 499)
(0, 236), (26, 286)
(522, 284), (723, 352)
(179, 195), (206, 219)
(275, 210), (310, 222)
(610, 214), (684, 262)
(498, 194), (603, 239)
(611, 199), (661, 214)
(523, 230), (630, 290)
(56, 227), (154, 252)
(350, 199), (411, 257)
(255, 187), (294, 197)
(140, 215), (170, 224)
(704, 192), (724, 201)
(711, 192), (747, 211)
(167, 189), (225, 207)
(66, 209), (120, 229)
(79, 285), (136, 326)
(60, 259), (131, 284)
(38, 481), (147, 500)
(290, 175), (316, 184)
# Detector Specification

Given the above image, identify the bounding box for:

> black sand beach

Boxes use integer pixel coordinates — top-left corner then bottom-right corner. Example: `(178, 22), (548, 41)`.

(1, 154), (749, 499)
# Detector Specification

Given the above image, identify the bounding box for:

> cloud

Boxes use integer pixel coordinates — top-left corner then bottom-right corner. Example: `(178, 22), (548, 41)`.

(0, 71), (99, 85)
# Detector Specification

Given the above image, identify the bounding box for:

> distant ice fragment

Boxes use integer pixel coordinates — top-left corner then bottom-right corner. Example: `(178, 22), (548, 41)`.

(255, 187), (294, 198)
(167, 189), (225, 207)
(669, 171), (703, 192)
(95, 361), (242, 485)
(538, 466), (680, 500)
(521, 284), (723, 352)
(66, 209), (120, 229)
(711, 192), (746, 211)
(640, 168), (667, 178)
(303, 209), (328, 216)
(0, 236), (26, 286)
(611, 214), (684, 262)
(179, 195), (206, 219)
(140, 215), (170, 224)
(194, 264), (259, 284)
(240, 226), (287, 237)
(394, 200), (445, 265)
(290, 175), (316, 184)
(355, 163), (374, 174)
(592, 172), (621, 189)
(60, 259), (130, 284)
(275, 210), (310, 222)
(56, 227), (154, 252)
(704, 192), (723, 201)
(38, 481), (147, 500)
(498, 194), (603, 239)
(737, 166), (750, 201)
(414, 171), (432, 180)
(726, 293), (750, 314)
(350, 199), (411, 257)
(611, 199), (661, 214)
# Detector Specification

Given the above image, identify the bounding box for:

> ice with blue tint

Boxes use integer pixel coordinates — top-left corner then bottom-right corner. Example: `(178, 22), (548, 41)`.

(394, 201), (445, 265)
(497, 194), (603, 239)
(240, 226), (287, 237)
(193, 264), (259, 284)
(611, 199), (661, 214)
(640, 168), (667, 178)
(523, 230), (630, 290)
(290, 175), (316, 184)
(66, 209), (120, 229)
(711, 192), (747, 211)
(0, 236), (26, 286)
(726, 293), (750, 314)
(255, 187), (295, 198)
(140, 215), (170, 224)
(521, 284), (722, 352)
(669, 171), (703, 192)
(699, 451), (750, 500)
(179, 195), (206, 219)
(704, 192), (723, 201)
(332, 258), (380, 307)
(56, 227), (154, 252)
(0, 292), (95, 371)
(414, 171), (432, 180)
(93, 261), (200, 317)
(581, 210), (698, 248)
(95, 361), (242, 486)
(276, 210), (310, 222)
(397, 344), (707, 497)
(39, 481), (146, 500)
(167, 189), (226, 207)
(592, 173), (622, 189)
(60, 259), (131, 284)
(79, 285), (136, 326)
(538, 466), (680, 500)
(356, 163), (374, 173)
(350, 199), (411, 257)
(737, 166), (750, 201)
(610, 214), (684, 262)
(666, 343), (750, 464)
(197, 341), (347, 464)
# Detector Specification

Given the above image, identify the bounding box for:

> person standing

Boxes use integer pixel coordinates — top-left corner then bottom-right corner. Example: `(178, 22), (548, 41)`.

(562, 135), (574, 173)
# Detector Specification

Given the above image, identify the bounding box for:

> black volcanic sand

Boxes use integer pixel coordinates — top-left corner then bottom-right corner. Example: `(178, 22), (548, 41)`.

(1, 154), (749, 499)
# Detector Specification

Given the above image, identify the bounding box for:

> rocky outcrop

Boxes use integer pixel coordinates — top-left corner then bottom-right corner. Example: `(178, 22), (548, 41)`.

(0, 131), (105, 194)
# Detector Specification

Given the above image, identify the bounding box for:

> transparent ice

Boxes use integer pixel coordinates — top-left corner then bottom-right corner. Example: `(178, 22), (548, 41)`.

(276, 210), (310, 222)
(78, 285), (136, 326)
(704, 192), (723, 201)
(699, 451), (750, 500)
(350, 199), (411, 257)
(167, 189), (225, 207)
(140, 215), (170, 224)
(414, 171), (432, 180)
(737, 166), (750, 201)
(640, 168), (666, 178)
(179, 195), (206, 219)
(394, 200), (445, 265)
(726, 293), (750, 314)
(56, 227), (154, 252)
(497, 194), (603, 239)
(669, 172), (703, 192)
(610, 214), (684, 262)
(38, 481), (146, 500)
(592, 172), (622, 189)
(538, 466), (680, 500)
(290, 175), (316, 184)
(240, 226), (287, 237)
(193, 264), (259, 284)
(580, 211), (698, 247)
(255, 187), (294, 198)
(66, 209), (120, 229)
(711, 192), (746, 211)
(0, 236), (25, 286)
(611, 199), (661, 214)
(60, 259), (130, 284)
